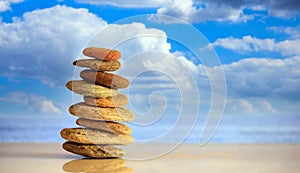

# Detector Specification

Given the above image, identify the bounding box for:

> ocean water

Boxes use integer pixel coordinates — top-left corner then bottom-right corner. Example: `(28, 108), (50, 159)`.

(0, 115), (299, 143)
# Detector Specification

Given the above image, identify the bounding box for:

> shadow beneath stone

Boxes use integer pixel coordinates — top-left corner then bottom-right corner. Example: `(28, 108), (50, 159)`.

(63, 158), (133, 173)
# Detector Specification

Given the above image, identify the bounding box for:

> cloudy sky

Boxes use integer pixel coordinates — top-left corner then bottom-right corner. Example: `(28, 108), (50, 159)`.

(0, 0), (299, 142)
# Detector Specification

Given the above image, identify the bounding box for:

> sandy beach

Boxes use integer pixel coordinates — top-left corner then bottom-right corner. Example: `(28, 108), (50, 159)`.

(0, 143), (299, 173)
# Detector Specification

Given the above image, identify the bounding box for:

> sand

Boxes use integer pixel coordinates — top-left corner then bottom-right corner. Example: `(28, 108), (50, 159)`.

(0, 143), (299, 173)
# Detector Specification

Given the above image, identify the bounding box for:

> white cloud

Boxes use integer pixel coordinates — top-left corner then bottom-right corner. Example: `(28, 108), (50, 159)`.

(75, 0), (300, 23)
(0, 92), (61, 114)
(226, 98), (279, 114)
(257, 100), (277, 114)
(269, 25), (300, 39)
(88, 22), (171, 58)
(213, 56), (300, 101)
(76, 0), (170, 8)
(0, 5), (107, 86)
(154, 0), (249, 23)
(268, 7), (297, 19)
(226, 98), (255, 114)
(28, 94), (61, 114)
(162, 0), (300, 22)
(120, 52), (198, 109)
(0, 91), (27, 105)
(276, 40), (300, 56)
(172, 51), (198, 73)
(211, 35), (300, 56)
(211, 36), (275, 52)
(206, 0), (300, 19)
(0, 0), (23, 12)
(195, 56), (300, 115)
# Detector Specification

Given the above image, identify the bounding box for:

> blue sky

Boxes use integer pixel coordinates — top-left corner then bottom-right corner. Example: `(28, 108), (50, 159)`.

(0, 0), (300, 142)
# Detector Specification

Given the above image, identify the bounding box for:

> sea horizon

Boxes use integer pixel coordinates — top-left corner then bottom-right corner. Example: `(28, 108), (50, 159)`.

(1, 114), (299, 143)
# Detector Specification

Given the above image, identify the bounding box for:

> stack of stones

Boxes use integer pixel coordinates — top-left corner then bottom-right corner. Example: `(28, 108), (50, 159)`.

(61, 47), (135, 158)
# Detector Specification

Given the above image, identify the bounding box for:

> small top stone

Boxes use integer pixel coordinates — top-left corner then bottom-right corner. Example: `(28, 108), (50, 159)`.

(83, 47), (121, 60)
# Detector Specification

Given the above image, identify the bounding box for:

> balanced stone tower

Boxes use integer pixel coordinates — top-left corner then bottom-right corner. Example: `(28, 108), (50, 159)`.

(61, 47), (135, 158)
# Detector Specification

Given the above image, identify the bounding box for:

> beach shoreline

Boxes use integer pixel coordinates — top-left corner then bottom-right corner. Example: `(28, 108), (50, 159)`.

(0, 143), (299, 173)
